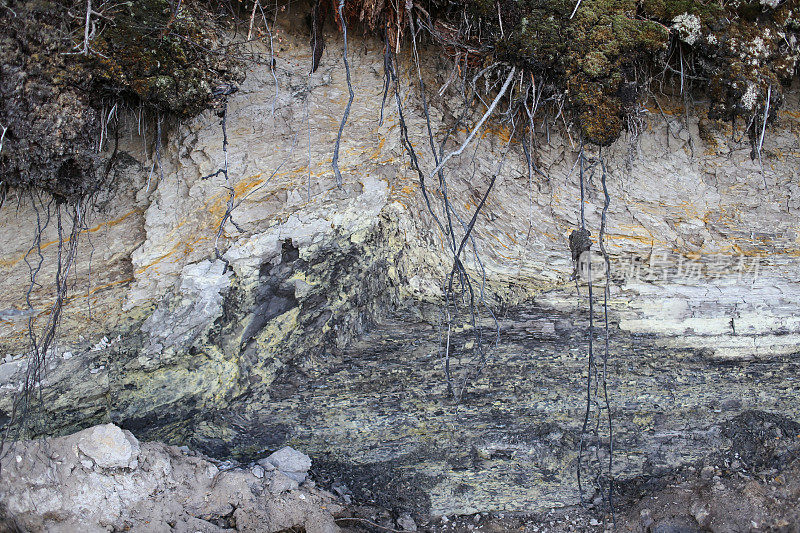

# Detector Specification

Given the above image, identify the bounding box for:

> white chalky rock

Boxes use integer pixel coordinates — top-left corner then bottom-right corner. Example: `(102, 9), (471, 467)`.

(77, 424), (139, 469)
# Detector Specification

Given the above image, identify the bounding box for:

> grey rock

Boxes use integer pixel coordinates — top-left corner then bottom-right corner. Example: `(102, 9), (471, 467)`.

(252, 464), (265, 478)
(397, 512), (417, 532)
(0, 424), (341, 533)
(266, 446), (311, 482)
(640, 508), (654, 528)
(256, 458), (276, 471)
(690, 501), (711, 528)
(267, 470), (300, 493)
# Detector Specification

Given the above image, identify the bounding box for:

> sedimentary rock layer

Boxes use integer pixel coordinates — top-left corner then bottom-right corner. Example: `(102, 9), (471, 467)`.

(1, 26), (798, 516)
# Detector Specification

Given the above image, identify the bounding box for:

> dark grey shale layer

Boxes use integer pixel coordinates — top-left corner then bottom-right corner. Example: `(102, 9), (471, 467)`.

(209, 305), (800, 515)
(0, 28), (799, 517)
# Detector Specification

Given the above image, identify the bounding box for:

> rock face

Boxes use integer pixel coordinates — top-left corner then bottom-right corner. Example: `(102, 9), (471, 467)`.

(0, 424), (341, 532)
(0, 21), (798, 519)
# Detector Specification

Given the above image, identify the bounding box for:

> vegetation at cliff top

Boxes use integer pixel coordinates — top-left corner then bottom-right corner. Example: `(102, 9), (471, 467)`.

(1, 0), (798, 200)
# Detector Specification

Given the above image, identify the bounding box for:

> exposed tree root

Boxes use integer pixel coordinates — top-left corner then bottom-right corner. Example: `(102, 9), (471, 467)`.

(331, 0), (354, 188)
(573, 146), (615, 523)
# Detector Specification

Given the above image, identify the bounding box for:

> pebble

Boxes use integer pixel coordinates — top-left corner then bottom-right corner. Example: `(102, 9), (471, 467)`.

(77, 424), (139, 469)
(251, 465), (265, 478)
(640, 508), (654, 528)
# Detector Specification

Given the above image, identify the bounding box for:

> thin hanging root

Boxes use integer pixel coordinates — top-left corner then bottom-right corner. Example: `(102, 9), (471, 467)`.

(388, 27), (500, 400)
(408, 13), (451, 239)
(573, 146), (615, 520)
(576, 144), (595, 505)
(310, 0), (325, 73)
(255, 0), (279, 116)
(385, 37), (445, 237)
(412, 22), (498, 399)
(0, 123), (8, 156)
(331, 0), (354, 188)
(758, 85), (771, 155)
(306, 72), (313, 202)
(450, 176), (495, 283)
(427, 66), (516, 181)
(432, 64), (506, 370)
(232, 133), (297, 208)
(569, 0), (582, 19)
(757, 85), (771, 190)
(200, 84), (239, 263)
(378, 25), (391, 128)
(384, 34), (459, 398)
(598, 151), (614, 521)
(146, 114), (165, 193)
(2, 196), (83, 457)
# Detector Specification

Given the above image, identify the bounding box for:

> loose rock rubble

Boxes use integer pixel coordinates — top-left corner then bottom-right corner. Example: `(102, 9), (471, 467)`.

(0, 424), (342, 532)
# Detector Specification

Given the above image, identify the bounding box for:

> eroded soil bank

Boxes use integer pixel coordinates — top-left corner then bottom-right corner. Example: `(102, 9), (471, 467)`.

(1, 5), (799, 531)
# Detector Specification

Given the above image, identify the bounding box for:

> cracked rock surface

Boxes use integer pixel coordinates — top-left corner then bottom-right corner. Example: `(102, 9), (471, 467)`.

(0, 20), (798, 520)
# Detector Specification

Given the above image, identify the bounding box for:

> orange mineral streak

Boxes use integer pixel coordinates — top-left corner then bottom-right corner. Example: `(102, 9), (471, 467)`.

(0, 209), (141, 270)
(135, 173), (268, 276)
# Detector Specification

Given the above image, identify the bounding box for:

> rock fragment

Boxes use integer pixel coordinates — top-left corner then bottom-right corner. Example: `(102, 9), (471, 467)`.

(77, 423), (139, 469)
(397, 512), (417, 531)
(264, 446), (312, 482)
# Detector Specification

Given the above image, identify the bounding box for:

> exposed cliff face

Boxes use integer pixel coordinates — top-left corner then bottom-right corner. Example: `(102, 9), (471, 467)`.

(0, 21), (799, 521)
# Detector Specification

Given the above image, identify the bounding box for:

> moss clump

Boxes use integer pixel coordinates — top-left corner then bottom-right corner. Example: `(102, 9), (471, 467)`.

(640, 0), (799, 132)
(0, 1), (102, 201)
(91, 0), (244, 116)
(0, 0), (245, 201)
(469, 0), (669, 145)
(464, 0), (798, 145)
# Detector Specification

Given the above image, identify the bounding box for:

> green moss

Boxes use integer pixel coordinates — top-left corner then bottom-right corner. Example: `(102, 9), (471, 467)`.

(464, 0), (798, 145)
(640, 0), (722, 21)
(472, 0), (669, 144)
